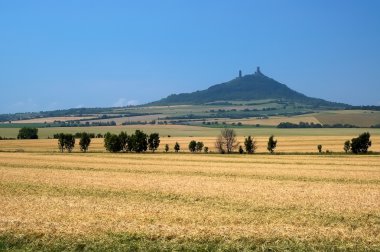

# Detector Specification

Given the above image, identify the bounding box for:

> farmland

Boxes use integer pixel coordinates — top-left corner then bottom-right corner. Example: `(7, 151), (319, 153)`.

(1, 116), (380, 251)
(1, 135), (380, 153)
(1, 151), (379, 251)
(1, 124), (380, 139)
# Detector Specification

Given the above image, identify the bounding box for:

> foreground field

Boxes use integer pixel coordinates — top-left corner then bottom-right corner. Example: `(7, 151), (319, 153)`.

(0, 152), (379, 251)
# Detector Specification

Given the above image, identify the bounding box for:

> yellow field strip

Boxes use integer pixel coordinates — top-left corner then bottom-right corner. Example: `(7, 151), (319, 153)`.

(1, 136), (380, 153)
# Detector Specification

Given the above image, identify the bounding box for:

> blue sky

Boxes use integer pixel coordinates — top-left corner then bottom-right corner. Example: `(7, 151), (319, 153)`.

(1, 0), (379, 113)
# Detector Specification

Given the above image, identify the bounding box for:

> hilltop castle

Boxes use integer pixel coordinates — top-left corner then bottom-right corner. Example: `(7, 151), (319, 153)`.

(238, 66), (262, 78)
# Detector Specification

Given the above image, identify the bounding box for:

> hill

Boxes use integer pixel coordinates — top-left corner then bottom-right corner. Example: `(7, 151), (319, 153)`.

(149, 67), (347, 108)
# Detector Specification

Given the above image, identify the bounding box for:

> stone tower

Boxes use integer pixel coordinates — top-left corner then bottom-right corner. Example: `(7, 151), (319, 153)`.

(255, 66), (262, 75)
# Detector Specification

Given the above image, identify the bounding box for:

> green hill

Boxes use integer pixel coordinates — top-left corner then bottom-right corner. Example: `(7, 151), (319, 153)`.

(149, 67), (347, 108)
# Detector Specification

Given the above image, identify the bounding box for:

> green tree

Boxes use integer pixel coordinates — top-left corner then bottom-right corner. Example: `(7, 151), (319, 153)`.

(119, 131), (129, 152)
(17, 127), (38, 139)
(317, 144), (322, 153)
(57, 133), (65, 152)
(174, 142), (180, 152)
(267, 135), (277, 153)
(104, 134), (122, 152)
(64, 134), (75, 153)
(148, 133), (160, 152)
(104, 132), (112, 150)
(344, 140), (351, 153)
(188, 140), (197, 152)
(79, 132), (91, 152)
(165, 144), (169, 152)
(350, 132), (371, 154)
(132, 130), (148, 153)
(244, 136), (257, 154)
(196, 141), (204, 152)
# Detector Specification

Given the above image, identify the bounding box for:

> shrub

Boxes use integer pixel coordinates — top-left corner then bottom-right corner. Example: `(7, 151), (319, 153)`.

(204, 147), (209, 153)
(317, 144), (322, 153)
(165, 144), (169, 152)
(239, 146), (244, 154)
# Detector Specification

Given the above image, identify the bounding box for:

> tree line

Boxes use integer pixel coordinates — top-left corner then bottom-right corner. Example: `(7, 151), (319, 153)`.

(57, 133), (91, 153)
(13, 127), (374, 154)
(277, 122), (359, 128)
(103, 130), (160, 153)
(53, 132), (103, 139)
(214, 128), (277, 154)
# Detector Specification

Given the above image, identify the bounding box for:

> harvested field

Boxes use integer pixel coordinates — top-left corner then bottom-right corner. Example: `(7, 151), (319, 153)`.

(9, 116), (96, 123)
(0, 152), (380, 250)
(207, 114), (321, 126)
(315, 110), (380, 127)
(1, 125), (380, 139)
(1, 135), (380, 153)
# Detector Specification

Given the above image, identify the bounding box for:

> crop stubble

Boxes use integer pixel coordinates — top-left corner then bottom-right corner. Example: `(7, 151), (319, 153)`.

(0, 152), (379, 250)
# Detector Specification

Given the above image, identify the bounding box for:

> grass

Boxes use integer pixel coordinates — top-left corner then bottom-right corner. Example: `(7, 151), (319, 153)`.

(0, 151), (379, 251)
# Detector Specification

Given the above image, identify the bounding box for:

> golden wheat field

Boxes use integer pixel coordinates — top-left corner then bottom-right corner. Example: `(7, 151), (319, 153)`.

(0, 148), (380, 250)
(1, 135), (380, 154)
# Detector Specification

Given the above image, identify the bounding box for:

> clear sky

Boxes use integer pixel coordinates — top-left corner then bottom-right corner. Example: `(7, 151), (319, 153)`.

(1, 0), (379, 113)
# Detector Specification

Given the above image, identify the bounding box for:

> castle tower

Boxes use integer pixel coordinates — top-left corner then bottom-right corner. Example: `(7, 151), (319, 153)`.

(256, 66), (261, 74)
(239, 70), (242, 78)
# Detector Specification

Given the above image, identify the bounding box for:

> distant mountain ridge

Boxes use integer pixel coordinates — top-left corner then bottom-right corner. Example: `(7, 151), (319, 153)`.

(149, 67), (347, 108)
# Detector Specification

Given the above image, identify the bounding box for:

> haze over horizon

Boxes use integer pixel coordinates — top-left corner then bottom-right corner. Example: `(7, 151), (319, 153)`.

(1, 0), (380, 114)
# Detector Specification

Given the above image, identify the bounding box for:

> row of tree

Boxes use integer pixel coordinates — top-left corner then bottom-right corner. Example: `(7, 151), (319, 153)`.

(318, 132), (372, 154)
(277, 122), (359, 129)
(53, 132), (103, 139)
(47, 129), (371, 154)
(38, 128), (370, 155)
(57, 133), (91, 153)
(15, 127), (374, 154)
(214, 129), (372, 154)
(103, 130), (160, 153)
(344, 132), (372, 154)
(214, 128), (277, 154)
